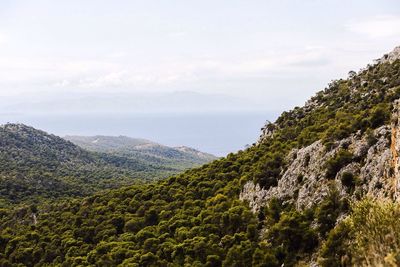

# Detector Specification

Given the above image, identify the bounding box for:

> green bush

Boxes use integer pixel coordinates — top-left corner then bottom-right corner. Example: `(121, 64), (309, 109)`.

(315, 187), (348, 237)
(318, 218), (352, 267)
(365, 129), (378, 147)
(326, 150), (353, 179)
(267, 209), (318, 265)
(340, 172), (356, 190)
(368, 103), (390, 128)
(320, 198), (400, 267)
(350, 199), (400, 266)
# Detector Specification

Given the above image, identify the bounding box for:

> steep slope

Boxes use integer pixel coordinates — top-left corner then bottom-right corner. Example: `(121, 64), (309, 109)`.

(0, 124), (178, 205)
(1, 47), (400, 266)
(64, 135), (216, 169)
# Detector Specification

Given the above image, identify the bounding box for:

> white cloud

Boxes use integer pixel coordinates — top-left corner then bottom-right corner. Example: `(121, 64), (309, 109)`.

(0, 46), (332, 93)
(346, 15), (400, 38)
(189, 47), (330, 75)
(62, 49), (330, 89)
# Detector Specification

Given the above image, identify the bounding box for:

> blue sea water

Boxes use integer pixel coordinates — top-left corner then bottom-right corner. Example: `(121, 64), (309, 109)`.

(0, 111), (278, 156)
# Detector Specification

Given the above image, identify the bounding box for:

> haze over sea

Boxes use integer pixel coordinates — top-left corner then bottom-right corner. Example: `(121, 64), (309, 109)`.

(0, 111), (277, 157)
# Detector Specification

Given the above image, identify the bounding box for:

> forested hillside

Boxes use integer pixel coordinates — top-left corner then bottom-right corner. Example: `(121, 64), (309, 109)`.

(1, 47), (400, 266)
(0, 124), (181, 205)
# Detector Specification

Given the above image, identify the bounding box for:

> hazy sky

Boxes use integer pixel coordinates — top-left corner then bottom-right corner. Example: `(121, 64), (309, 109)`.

(0, 0), (400, 113)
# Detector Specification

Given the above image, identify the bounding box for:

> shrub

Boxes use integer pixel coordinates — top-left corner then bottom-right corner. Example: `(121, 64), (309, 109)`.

(315, 187), (348, 237)
(320, 199), (400, 267)
(326, 150), (353, 179)
(368, 103), (390, 128)
(267, 210), (318, 265)
(365, 129), (378, 147)
(254, 152), (284, 189)
(350, 199), (400, 266)
(340, 172), (356, 190)
(318, 218), (352, 267)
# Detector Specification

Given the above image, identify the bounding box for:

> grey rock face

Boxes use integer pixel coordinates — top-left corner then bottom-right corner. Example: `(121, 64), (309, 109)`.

(241, 120), (400, 212)
(240, 182), (269, 213)
(374, 46), (400, 65)
(242, 95), (400, 212)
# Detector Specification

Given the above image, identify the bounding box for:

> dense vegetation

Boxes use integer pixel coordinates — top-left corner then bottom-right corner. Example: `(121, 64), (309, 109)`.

(319, 198), (400, 266)
(0, 152), (335, 266)
(0, 54), (399, 266)
(0, 124), (188, 206)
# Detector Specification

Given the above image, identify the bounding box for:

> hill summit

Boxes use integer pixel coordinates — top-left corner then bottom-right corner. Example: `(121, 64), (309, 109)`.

(65, 135), (216, 168)
(0, 124), (214, 205)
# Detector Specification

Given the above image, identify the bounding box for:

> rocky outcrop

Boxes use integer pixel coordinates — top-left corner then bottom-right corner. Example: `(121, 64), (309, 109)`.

(240, 182), (269, 213)
(258, 121), (276, 144)
(241, 99), (400, 211)
(391, 99), (400, 199)
(375, 46), (400, 65)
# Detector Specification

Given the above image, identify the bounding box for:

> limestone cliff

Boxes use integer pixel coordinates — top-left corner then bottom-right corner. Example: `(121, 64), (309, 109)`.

(241, 124), (396, 211)
(243, 103), (400, 212)
(244, 46), (400, 216)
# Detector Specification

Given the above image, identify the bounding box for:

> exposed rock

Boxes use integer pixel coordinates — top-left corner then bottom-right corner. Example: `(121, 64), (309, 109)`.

(31, 213), (38, 225)
(258, 120), (277, 143)
(239, 182), (268, 213)
(244, 95), (400, 214)
(374, 46), (400, 65)
(391, 99), (400, 199)
(241, 124), (397, 212)
(360, 127), (392, 199)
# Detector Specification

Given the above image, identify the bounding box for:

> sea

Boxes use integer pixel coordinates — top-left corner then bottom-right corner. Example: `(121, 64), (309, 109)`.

(0, 111), (279, 156)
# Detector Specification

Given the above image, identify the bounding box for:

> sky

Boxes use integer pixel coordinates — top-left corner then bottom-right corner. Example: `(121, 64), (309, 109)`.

(0, 1), (399, 154)
(0, 0), (399, 113)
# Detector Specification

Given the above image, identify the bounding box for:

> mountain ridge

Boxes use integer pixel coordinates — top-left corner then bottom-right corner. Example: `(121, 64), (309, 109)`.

(64, 134), (217, 168)
(0, 123), (213, 205)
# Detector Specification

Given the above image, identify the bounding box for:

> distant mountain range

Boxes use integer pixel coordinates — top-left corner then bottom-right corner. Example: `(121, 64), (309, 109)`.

(0, 124), (215, 205)
(64, 135), (217, 169)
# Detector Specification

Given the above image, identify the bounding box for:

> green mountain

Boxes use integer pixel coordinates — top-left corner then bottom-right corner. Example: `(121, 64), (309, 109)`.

(1, 47), (400, 266)
(0, 124), (187, 205)
(64, 135), (217, 169)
